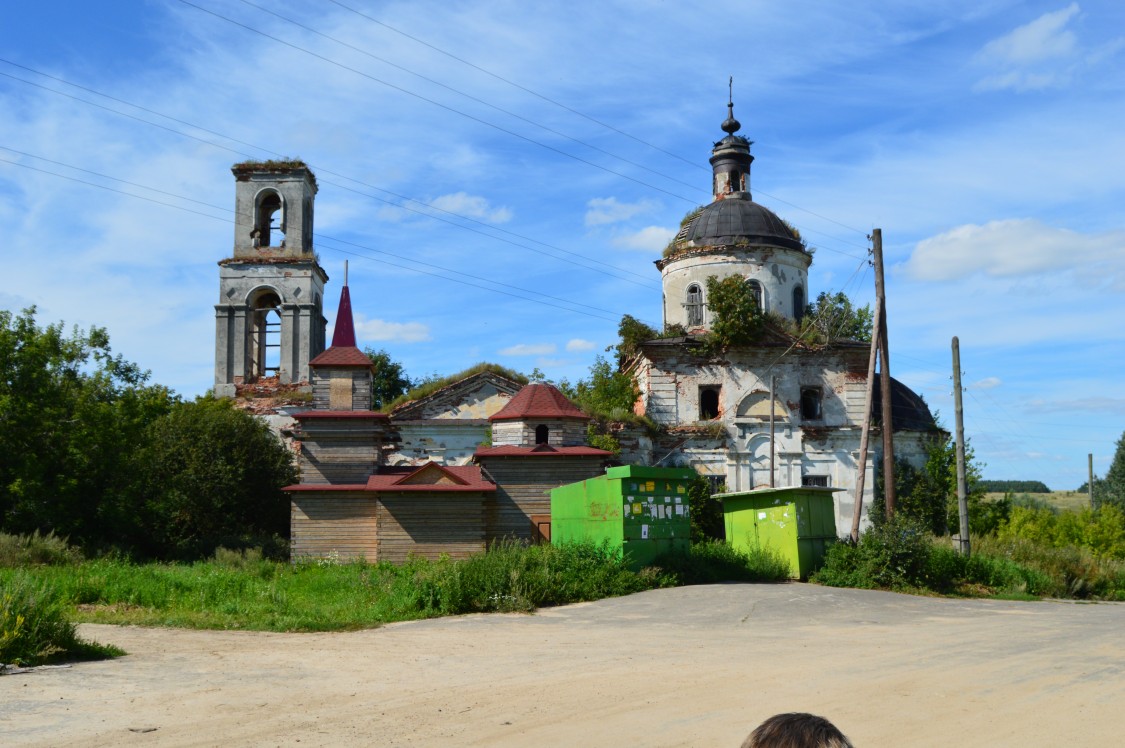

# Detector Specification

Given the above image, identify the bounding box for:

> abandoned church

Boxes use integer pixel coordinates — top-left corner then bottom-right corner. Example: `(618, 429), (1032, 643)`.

(214, 106), (939, 560)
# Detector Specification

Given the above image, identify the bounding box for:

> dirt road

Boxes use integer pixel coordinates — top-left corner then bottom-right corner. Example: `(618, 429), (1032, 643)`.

(4, 583), (1124, 746)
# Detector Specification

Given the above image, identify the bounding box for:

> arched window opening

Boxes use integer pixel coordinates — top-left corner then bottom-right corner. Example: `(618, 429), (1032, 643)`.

(728, 170), (740, 193)
(253, 191), (285, 248)
(250, 291), (282, 381)
(535, 425), (549, 444)
(746, 280), (763, 311)
(793, 286), (805, 322)
(685, 284), (703, 326)
(699, 386), (720, 420)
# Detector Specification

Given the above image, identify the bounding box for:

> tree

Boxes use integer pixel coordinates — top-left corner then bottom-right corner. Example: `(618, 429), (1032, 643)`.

(363, 347), (415, 409)
(0, 307), (174, 547)
(873, 430), (1000, 536)
(1095, 430), (1125, 510)
(568, 355), (639, 417)
(704, 275), (764, 349)
(129, 397), (297, 559)
(800, 292), (873, 344)
(614, 315), (659, 367)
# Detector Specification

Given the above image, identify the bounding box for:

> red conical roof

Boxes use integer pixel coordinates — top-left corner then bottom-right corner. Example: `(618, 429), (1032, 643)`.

(489, 382), (588, 421)
(331, 285), (356, 348)
(309, 284), (373, 368)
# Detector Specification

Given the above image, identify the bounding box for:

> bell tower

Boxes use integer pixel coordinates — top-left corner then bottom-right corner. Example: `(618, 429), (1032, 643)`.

(214, 160), (327, 397)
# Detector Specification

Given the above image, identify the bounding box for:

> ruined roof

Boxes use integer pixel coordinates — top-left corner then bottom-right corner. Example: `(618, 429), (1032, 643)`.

(474, 444), (613, 457)
(489, 382), (587, 421)
(292, 410), (389, 420)
(389, 369), (525, 420)
(873, 377), (940, 433)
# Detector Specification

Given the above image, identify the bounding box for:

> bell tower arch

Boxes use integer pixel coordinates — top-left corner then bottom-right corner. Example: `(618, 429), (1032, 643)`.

(214, 160), (327, 396)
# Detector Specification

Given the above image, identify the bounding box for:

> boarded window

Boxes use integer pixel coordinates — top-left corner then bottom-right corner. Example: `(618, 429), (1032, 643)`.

(686, 284), (703, 326)
(329, 377), (353, 410)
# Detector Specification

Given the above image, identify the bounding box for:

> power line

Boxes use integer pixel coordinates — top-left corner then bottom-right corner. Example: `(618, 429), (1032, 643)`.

(176, 0), (703, 205)
(236, 0), (703, 195)
(0, 62), (659, 289)
(324, 0), (704, 172)
(0, 153), (652, 324)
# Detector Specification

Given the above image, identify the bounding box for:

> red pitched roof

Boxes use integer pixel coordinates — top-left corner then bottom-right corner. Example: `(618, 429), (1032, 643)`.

(308, 346), (374, 367)
(365, 463), (495, 493)
(474, 444), (613, 457)
(489, 382), (587, 421)
(293, 410), (389, 420)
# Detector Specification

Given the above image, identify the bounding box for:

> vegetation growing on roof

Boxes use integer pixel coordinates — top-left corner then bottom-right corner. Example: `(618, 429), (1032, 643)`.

(381, 362), (529, 413)
(232, 158), (309, 171)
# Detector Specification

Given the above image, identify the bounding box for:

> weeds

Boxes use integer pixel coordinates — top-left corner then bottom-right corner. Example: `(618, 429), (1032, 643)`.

(0, 572), (123, 665)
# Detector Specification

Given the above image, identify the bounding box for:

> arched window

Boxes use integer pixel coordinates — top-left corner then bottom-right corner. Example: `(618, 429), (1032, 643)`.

(535, 425), (549, 444)
(793, 286), (805, 322)
(746, 280), (763, 311)
(254, 190), (285, 248)
(685, 283), (703, 326)
(249, 290), (282, 380)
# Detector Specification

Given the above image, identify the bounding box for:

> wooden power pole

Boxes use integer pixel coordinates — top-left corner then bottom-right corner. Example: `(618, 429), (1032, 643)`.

(872, 229), (896, 516)
(1089, 454), (1096, 508)
(952, 337), (970, 557)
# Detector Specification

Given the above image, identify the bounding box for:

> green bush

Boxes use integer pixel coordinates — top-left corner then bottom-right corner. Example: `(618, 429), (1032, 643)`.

(0, 572), (121, 665)
(0, 531), (83, 567)
(998, 505), (1125, 559)
(653, 541), (790, 585)
(814, 516), (935, 590)
(974, 535), (1125, 600)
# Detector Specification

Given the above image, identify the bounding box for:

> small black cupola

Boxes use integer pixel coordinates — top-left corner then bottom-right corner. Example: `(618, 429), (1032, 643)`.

(709, 78), (754, 200)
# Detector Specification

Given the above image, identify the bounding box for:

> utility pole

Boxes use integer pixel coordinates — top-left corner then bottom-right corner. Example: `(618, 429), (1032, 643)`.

(851, 302), (881, 542)
(952, 337), (970, 557)
(1089, 454), (1095, 508)
(872, 229), (896, 516)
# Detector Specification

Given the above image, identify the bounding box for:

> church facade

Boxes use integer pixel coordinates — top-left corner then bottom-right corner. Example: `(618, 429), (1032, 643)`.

(215, 107), (940, 548)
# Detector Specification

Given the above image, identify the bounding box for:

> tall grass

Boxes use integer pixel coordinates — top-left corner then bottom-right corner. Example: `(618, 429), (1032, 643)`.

(1, 572), (123, 665)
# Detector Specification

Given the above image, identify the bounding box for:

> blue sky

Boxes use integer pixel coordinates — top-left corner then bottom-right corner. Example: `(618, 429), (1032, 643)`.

(2, 1), (1122, 490)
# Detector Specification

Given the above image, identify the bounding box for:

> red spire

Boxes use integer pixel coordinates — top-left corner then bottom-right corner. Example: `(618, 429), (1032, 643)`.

(331, 285), (356, 348)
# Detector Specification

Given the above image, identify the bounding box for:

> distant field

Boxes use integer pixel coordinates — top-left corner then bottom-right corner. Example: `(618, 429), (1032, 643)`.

(985, 490), (1092, 512)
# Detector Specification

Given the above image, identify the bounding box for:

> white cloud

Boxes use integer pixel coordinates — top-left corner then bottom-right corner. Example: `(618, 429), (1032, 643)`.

(499, 343), (557, 356)
(904, 219), (1125, 283)
(975, 3), (1081, 91)
(352, 314), (431, 343)
(971, 377), (1002, 390)
(611, 226), (675, 252)
(429, 192), (512, 223)
(585, 197), (657, 227)
(565, 338), (596, 352)
(1027, 397), (1125, 416)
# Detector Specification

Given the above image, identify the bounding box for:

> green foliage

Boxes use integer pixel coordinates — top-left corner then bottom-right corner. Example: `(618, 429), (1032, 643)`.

(585, 424), (622, 457)
(0, 531), (82, 567)
(363, 348), (416, 409)
(615, 314), (660, 367)
(814, 515), (935, 589)
(129, 398), (297, 560)
(661, 206), (705, 258)
(997, 504), (1125, 560)
(979, 480), (1051, 493)
(874, 431), (993, 536)
(974, 534), (1125, 600)
(798, 291), (873, 344)
(687, 475), (725, 543)
(381, 362), (529, 413)
(1093, 431), (1125, 510)
(653, 541), (790, 584)
(0, 307), (176, 548)
(704, 275), (764, 350)
(1, 573), (122, 665)
(567, 355), (639, 417)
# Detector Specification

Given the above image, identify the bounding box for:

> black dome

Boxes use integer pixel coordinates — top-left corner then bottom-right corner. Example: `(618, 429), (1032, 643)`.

(683, 197), (805, 252)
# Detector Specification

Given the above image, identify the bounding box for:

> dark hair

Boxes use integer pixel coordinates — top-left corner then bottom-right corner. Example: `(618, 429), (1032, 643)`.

(741, 713), (854, 748)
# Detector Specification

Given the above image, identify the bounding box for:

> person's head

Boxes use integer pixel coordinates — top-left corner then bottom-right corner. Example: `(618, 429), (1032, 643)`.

(741, 712), (853, 748)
